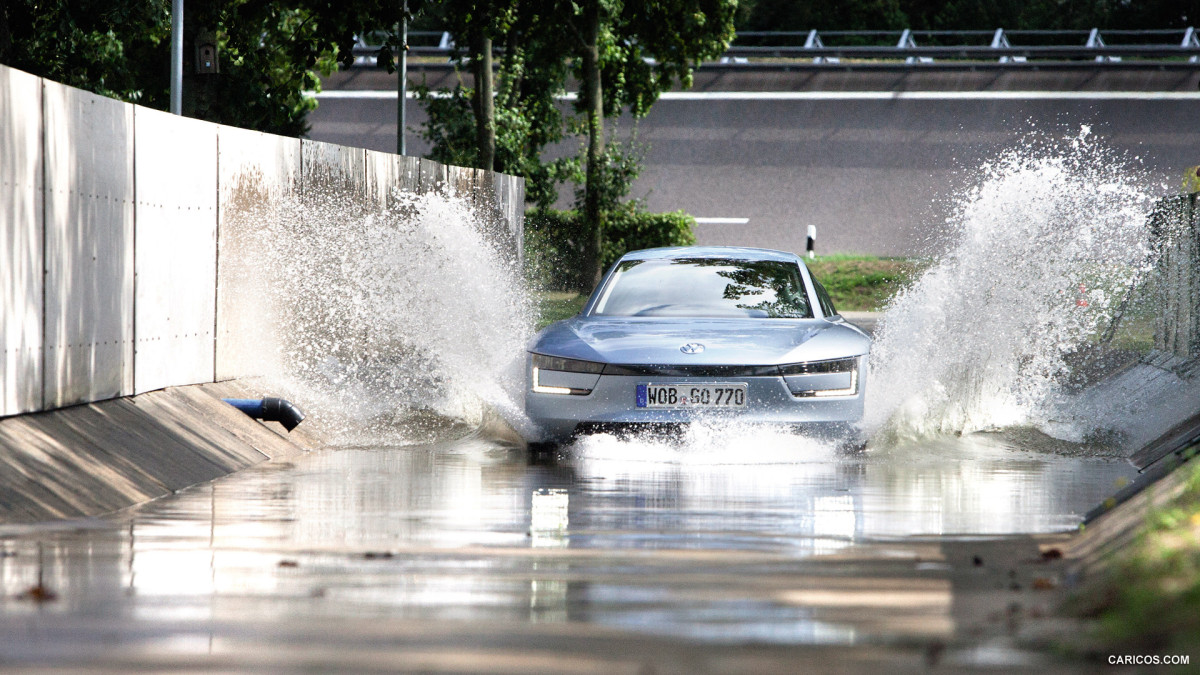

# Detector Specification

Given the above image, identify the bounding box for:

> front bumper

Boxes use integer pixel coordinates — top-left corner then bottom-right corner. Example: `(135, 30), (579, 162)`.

(525, 363), (867, 442)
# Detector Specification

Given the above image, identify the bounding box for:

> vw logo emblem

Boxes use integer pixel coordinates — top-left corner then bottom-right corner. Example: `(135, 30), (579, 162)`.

(680, 342), (705, 354)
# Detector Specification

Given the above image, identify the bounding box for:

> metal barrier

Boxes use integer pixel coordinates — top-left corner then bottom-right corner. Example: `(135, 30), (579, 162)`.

(353, 28), (1200, 67)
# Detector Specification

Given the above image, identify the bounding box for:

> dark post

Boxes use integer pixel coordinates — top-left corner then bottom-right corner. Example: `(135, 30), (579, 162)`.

(397, 1), (408, 155)
(170, 0), (183, 114)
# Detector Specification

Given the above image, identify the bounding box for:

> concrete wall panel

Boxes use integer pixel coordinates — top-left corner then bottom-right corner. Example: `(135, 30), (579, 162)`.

(301, 139), (366, 199)
(365, 149), (394, 209)
(0, 66), (44, 416)
(418, 159), (447, 194)
(446, 165), (475, 201)
(474, 168), (497, 225)
(397, 156), (420, 199)
(4, 63), (524, 410)
(1154, 195), (1200, 357)
(471, 168), (490, 210)
(216, 126), (301, 381)
(133, 106), (218, 394)
(504, 174), (525, 261)
(471, 169), (516, 264)
(487, 173), (524, 264)
(367, 152), (425, 209)
(42, 80), (134, 408)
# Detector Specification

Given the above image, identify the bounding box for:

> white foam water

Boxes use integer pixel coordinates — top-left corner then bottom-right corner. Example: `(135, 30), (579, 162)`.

(571, 420), (840, 465)
(224, 189), (536, 445)
(864, 129), (1161, 443)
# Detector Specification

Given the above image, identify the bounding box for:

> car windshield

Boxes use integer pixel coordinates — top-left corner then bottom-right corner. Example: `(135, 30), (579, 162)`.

(591, 257), (813, 318)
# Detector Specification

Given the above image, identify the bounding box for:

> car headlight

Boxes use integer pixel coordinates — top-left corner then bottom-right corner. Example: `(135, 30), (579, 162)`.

(779, 357), (860, 397)
(530, 353), (604, 395)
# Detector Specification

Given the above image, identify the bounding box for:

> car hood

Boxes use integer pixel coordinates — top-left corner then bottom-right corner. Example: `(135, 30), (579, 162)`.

(529, 317), (870, 366)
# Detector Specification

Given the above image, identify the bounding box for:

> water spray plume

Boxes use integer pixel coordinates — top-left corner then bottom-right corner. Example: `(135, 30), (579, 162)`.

(225, 189), (536, 445)
(864, 129), (1158, 442)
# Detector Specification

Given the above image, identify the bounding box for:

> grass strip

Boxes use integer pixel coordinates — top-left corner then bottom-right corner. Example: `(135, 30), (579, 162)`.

(1065, 452), (1200, 661)
(804, 254), (926, 312)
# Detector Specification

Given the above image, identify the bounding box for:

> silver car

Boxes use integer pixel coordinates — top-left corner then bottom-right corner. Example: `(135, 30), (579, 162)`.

(525, 246), (871, 443)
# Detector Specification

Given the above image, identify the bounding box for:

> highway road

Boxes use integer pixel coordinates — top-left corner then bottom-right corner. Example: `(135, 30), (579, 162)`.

(309, 66), (1200, 255)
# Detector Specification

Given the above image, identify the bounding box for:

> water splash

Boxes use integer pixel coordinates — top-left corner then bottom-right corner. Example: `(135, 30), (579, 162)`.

(224, 189), (535, 445)
(571, 420), (841, 465)
(223, 131), (1178, 453)
(864, 129), (1159, 442)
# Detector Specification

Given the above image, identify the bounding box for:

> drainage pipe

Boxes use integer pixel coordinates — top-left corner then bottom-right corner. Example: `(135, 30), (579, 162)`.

(222, 398), (306, 432)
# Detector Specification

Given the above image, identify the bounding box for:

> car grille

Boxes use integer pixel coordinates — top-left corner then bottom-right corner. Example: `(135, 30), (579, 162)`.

(600, 364), (782, 377)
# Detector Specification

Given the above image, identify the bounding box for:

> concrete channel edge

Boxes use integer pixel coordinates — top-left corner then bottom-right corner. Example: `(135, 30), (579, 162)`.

(0, 381), (317, 526)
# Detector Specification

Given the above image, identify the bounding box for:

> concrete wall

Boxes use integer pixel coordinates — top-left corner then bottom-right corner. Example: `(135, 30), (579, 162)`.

(42, 80), (136, 409)
(214, 125), (301, 382)
(1154, 194), (1200, 358)
(0, 62), (524, 418)
(0, 66), (43, 416)
(134, 107), (218, 395)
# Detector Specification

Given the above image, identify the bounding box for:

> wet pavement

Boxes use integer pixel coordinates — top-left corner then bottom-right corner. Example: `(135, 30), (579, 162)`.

(0, 427), (1137, 672)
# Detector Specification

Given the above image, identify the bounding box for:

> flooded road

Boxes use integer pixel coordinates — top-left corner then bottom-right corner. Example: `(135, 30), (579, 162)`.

(0, 429), (1135, 672)
(0, 135), (1173, 671)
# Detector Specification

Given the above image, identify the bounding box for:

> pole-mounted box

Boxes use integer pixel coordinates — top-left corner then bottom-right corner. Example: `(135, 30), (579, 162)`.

(195, 29), (219, 74)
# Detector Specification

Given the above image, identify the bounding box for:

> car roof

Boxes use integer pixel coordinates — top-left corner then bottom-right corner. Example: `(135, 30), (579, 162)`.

(618, 246), (803, 263)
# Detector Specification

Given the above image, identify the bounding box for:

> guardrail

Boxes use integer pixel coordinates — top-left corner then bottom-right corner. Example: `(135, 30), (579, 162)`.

(352, 27), (1200, 68)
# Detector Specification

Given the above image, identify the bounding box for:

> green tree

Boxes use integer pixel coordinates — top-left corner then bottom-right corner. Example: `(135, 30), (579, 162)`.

(0, 0), (419, 136)
(565, 0), (737, 291)
(415, 1), (572, 208)
(0, 0), (171, 105)
(181, 0), (423, 135)
(435, 1), (521, 171)
(1108, 0), (1200, 29)
(421, 0), (733, 291)
(181, 1), (338, 135)
(899, 0), (1104, 31)
(736, 0), (1200, 32)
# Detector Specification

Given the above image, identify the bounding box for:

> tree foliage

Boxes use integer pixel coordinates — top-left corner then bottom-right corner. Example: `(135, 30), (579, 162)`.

(566, 0), (737, 290)
(737, 0), (906, 32)
(181, 2), (338, 136)
(415, 79), (570, 208)
(414, 0), (572, 208)
(525, 206), (696, 291)
(0, 0), (172, 105)
(419, 0), (734, 291)
(0, 0), (419, 136)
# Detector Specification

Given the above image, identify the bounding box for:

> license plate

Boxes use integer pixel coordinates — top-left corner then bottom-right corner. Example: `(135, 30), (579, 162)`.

(636, 383), (747, 409)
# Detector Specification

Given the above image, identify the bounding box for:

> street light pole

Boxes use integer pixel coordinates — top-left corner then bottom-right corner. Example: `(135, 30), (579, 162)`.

(397, 1), (408, 155)
(170, 0), (183, 114)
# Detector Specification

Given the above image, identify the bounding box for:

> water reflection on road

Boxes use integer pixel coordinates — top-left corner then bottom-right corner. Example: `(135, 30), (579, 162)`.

(0, 430), (1136, 666)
